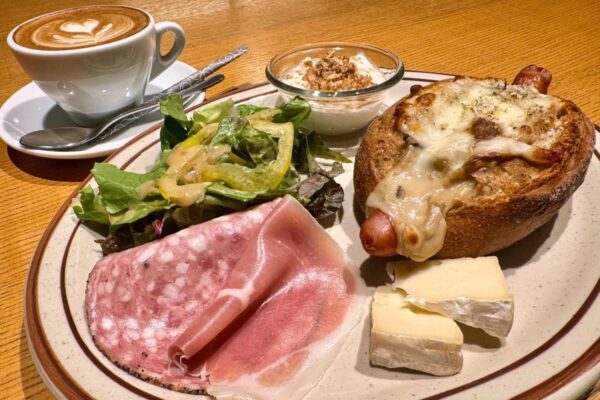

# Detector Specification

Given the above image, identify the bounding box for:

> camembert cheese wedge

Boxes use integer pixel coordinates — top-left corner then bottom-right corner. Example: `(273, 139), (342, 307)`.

(370, 286), (463, 376)
(387, 256), (514, 338)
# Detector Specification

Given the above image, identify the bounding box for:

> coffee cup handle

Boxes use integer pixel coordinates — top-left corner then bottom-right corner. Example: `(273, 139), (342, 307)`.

(150, 21), (186, 81)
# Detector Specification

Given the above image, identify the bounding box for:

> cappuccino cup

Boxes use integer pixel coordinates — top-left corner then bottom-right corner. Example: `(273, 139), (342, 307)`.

(7, 5), (185, 126)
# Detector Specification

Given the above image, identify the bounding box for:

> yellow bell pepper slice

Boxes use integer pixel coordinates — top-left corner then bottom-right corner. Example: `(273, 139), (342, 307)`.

(157, 176), (207, 207)
(249, 120), (288, 138)
(245, 108), (281, 122)
(165, 145), (204, 176)
(179, 123), (219, 149)
(202, 121), (294, 192)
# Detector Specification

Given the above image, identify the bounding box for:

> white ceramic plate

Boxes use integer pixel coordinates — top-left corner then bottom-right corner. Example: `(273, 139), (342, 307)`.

(0, 61), (203, 160)
(25, 72), (600, 400)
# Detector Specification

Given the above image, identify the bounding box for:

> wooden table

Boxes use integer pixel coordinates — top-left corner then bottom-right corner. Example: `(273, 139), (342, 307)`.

(1, 0), (599, 398)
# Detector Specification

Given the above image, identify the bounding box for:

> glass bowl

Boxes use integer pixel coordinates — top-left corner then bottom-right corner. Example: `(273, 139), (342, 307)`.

(266, 41), (404, 135)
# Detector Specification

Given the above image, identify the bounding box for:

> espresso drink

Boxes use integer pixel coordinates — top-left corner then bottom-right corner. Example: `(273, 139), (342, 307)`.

(14, 6), (149, 50)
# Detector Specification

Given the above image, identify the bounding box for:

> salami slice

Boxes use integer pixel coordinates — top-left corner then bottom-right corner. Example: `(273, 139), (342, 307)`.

(86, 196), (362, 399)
(86, 199), (281, 392)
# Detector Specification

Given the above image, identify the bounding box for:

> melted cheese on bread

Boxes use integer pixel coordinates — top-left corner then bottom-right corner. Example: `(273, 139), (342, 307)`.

(366, 78), (562, 261)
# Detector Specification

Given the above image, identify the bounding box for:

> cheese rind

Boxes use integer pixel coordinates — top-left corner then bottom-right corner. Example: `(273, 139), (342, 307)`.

(370, 287), (463, 376)
(387, 257), (514, 338)
(405, 295), (514, 338)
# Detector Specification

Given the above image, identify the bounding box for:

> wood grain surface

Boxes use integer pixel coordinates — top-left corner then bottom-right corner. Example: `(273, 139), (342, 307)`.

(1, 0), (599, 399)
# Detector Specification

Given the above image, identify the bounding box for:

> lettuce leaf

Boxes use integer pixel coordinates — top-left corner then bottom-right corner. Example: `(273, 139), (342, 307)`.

(206, 183), (258, 202)
(193, 99), (234, 127)
(107, 199), (172, 226)
(73, 188), (172, 234)
(160, 116), (190, 150)
(159, 95), (192, 126)
(210, 117), (278, 166)
(160, 97), (234, 150)
(295, 130), (351, 175)
(306, 131), (351, 163)
(237, 104), (268, 116)
(91, 162), (167, 214)
(73, 161), (172, 232)
(72, 186), (110, 225)
(272, 96), (311, 128)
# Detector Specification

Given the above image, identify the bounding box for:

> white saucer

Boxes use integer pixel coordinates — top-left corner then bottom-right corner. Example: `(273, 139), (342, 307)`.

(0, 61), (203, 160)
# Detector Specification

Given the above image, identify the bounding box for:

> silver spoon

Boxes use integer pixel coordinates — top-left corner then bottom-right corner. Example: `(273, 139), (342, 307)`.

(20, 74), (224, 150)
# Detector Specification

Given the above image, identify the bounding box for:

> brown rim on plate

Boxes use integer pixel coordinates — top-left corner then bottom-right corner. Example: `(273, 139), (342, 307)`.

(25, 74), (600, 399)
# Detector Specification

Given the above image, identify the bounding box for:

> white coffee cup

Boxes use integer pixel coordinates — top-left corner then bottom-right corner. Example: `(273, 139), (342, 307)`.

(7, 6), (185, 126)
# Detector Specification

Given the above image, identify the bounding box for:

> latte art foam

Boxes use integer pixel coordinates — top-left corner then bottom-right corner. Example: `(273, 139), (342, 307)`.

(14, 6), (148, 50)
(32, 15), (137, 49)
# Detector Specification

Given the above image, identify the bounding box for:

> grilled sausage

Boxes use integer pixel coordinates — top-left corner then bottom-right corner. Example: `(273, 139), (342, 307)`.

(359, 210), (397, 257)
(512, 65), (552, 94)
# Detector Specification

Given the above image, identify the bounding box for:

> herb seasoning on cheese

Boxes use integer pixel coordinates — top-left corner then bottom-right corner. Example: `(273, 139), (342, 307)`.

(366, 78), (563, 261)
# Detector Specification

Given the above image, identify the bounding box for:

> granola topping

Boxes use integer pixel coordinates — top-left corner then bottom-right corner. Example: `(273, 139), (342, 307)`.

(281, 50), (385, 92)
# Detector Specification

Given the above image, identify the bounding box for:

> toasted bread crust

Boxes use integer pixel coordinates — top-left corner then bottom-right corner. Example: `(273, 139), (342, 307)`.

(354, 77), (595, 258)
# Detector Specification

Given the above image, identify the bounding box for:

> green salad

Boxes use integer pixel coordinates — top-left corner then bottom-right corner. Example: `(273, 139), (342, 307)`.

(73, 95), (350, 254)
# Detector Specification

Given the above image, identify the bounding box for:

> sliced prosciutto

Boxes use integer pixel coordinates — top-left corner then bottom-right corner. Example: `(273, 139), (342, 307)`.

(86, 196), (362, 399)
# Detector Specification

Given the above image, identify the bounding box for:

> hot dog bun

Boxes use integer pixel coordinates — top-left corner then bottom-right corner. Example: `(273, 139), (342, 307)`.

(355, 69), (595, 259)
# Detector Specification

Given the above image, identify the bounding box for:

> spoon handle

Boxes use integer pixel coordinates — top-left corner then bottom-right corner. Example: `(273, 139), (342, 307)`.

(162, 45), (250, 94)
(91, 75), (225, 145)
(138, 45), (250, 106)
